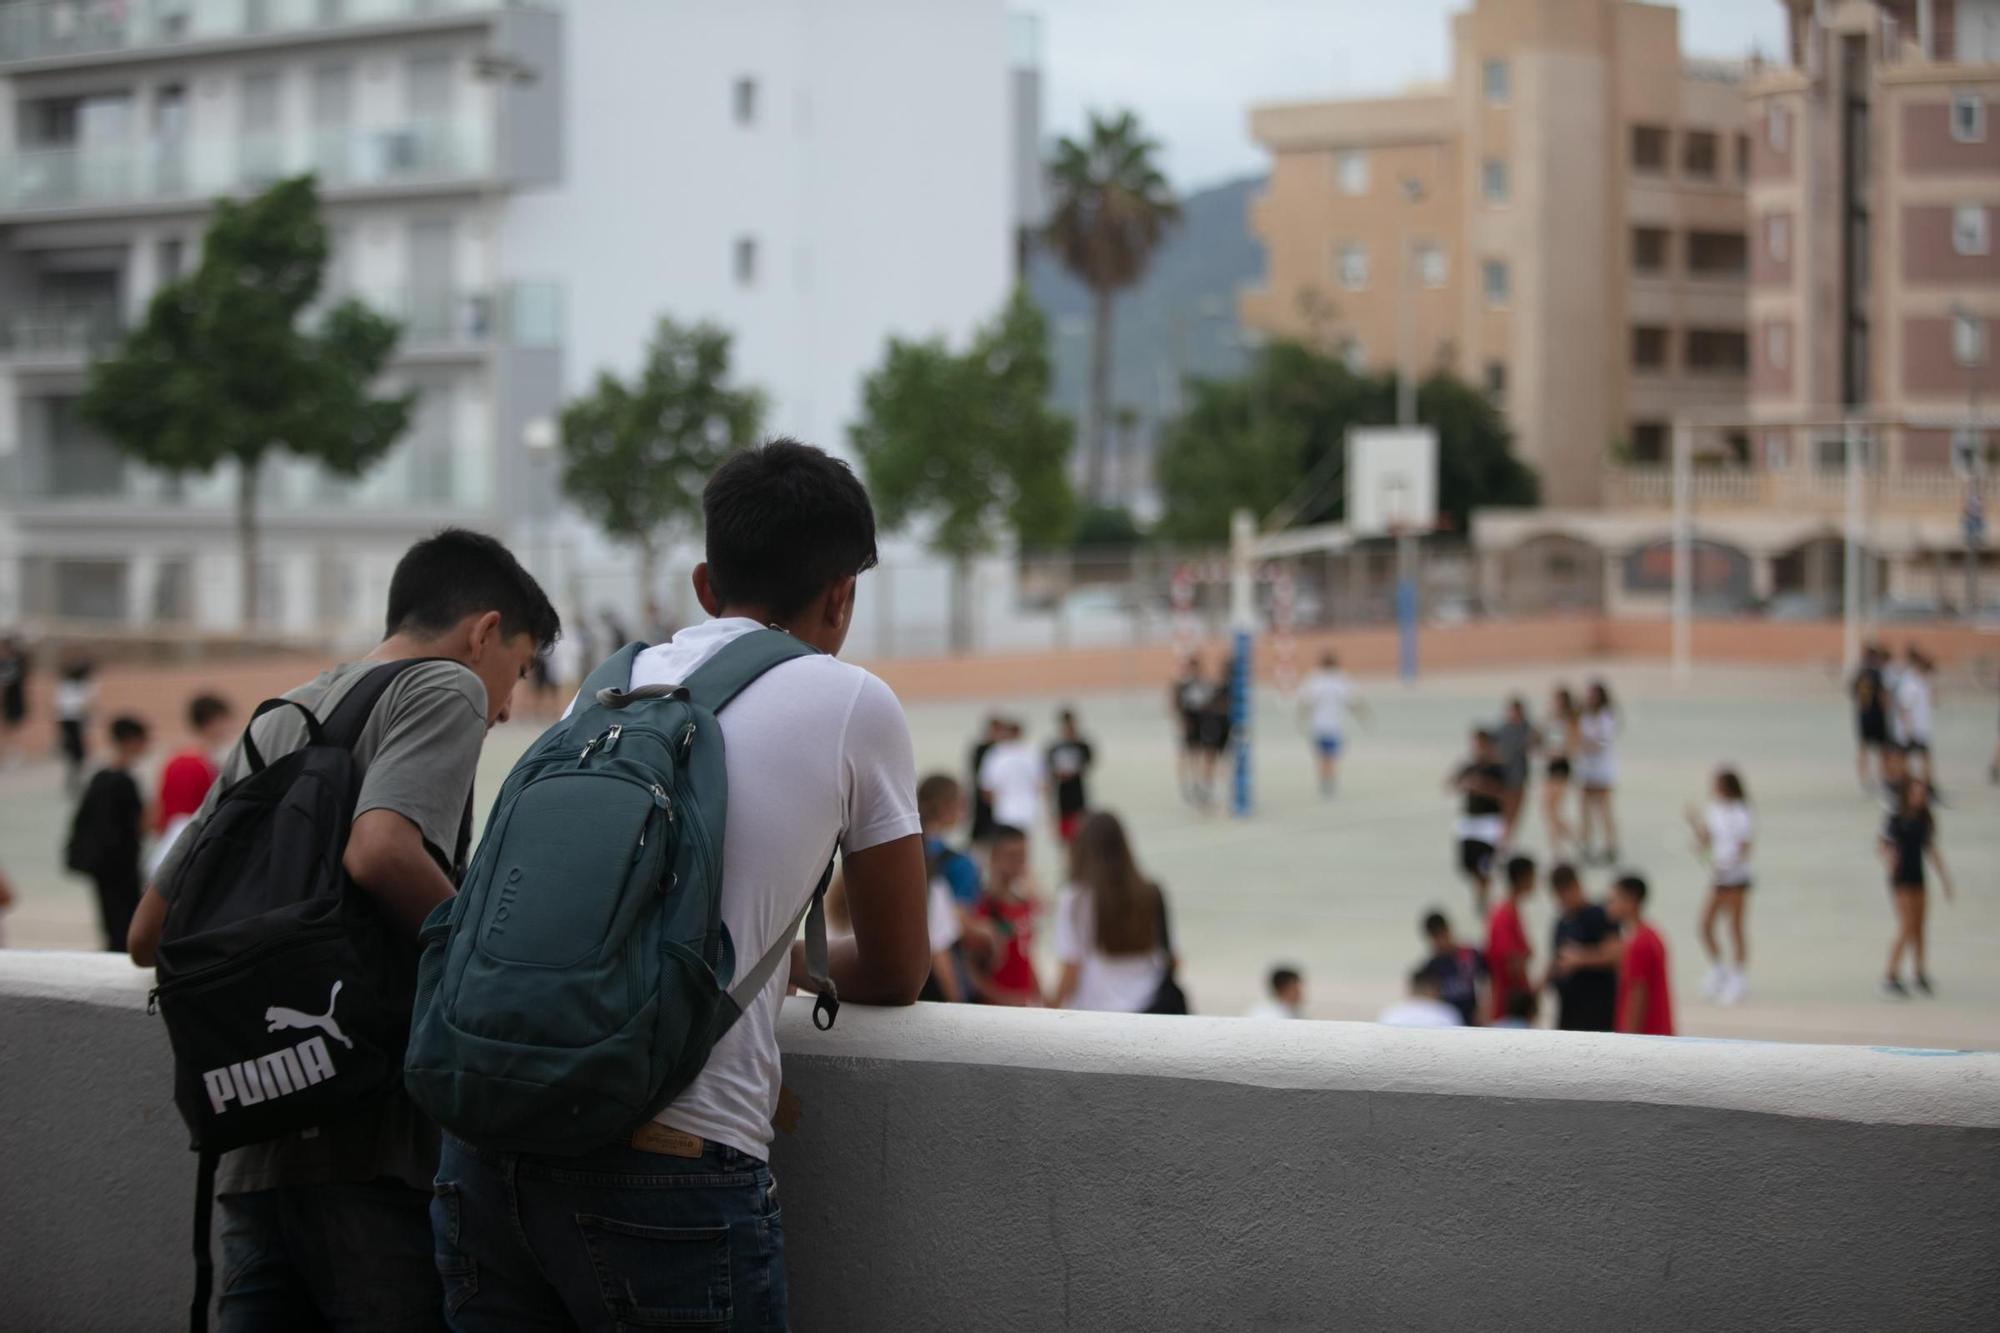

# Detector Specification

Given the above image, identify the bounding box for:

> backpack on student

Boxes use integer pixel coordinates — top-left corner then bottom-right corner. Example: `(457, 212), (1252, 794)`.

(405, 630), (841, 1157)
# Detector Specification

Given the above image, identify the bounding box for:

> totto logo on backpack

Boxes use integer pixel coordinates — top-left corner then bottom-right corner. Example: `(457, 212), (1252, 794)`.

(406, 629), (840, 1156)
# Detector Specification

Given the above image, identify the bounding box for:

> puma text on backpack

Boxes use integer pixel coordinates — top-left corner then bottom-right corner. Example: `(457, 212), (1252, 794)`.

(405, 629), (840, 1156)
(151, 659), (470, 1332)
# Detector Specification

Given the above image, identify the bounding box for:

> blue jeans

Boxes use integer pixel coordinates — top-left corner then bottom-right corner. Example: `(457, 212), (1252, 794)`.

(433, 1133), (788, 1331)
(217, 1181), (444, 1332)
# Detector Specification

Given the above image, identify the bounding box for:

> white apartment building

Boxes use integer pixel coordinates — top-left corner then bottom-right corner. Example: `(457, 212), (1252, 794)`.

(0, 0), (1019, 642)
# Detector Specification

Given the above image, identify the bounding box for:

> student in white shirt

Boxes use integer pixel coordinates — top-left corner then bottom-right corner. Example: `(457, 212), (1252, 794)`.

(1895, 647), (1937, 789)
(1297, 652), (1365, 797)
(434, 440), (930, 1329)
(1576, 680), (1621, 865)
(1053, 811), (1173, 1013)
(1689, 768), (1755, 1006)
(1246, 965), (1306, 1020)
(978, 719), (1043, 833)
(1378, 966), (1464, 1029)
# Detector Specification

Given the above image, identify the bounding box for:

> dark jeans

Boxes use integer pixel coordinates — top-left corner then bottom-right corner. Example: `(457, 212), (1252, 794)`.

(217, 1181), (443, 1332)
(91, 864), (139, 953)
(434, 1133), (787, 1332)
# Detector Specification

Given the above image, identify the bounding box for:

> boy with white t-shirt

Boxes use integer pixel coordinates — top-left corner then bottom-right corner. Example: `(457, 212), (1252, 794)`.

(435, 440), (930, 1330)
(978, 719), (1043, 833)
(1297, 652), (1364, 796)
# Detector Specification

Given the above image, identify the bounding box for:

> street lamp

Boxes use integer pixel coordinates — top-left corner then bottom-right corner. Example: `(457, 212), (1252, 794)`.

(1950, 302), (1986, 615)
(1397, 176), (1425, 427)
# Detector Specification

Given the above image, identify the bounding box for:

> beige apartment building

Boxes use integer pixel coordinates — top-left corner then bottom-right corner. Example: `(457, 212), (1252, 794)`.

(1242, 0), (1751, 510)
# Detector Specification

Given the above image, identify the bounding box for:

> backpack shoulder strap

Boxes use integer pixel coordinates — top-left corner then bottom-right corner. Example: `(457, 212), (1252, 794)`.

(683, 629), (818, 715)
(321, 658), (455, 752)
(578, 641), (650, 710)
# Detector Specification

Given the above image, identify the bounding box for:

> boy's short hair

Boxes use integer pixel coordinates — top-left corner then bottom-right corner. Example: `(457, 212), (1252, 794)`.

(988, 823), (1027, 845)
(109, 715), (149, 744)
(703, 438), (879, 620)
(1505, 854), (1537, 889)
(1409, 964), (1441, 994)
(385, 528), (560, 651)
(1421, 910), (1449, 938)
(1473, 728), (1495, 744)
(1269, 966), (1302, 993)
(916, 774), (963, 823)
(1550, 862), (1581, 893)
(1504, 990), (1538, 1022)
(188, 694), (232, 731)
(1614, 874), (1649, 905)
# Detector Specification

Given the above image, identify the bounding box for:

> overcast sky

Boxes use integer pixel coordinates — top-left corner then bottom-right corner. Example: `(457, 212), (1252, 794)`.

(1031, 0), (1791, 192)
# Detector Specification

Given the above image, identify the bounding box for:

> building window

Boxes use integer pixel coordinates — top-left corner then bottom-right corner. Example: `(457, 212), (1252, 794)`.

(1766, 321), (1789, 369)
(1631, 326), (1669, 371)
(1481, 157), (1508, 203)
(1483, 59), (1509, 105)
(1682, 130), (1719, 178)
(1484, 361), (1506, 400)
(1765, 213), (1789, 263)
(1687, 230), (1748, 276)
(1416, 243), (1446, 288)
(1631, 226), (1670, 274)
(1763, 431), (1791, 470)
(1955, 311), (1988, 366)
(1336, 243), (1368, 290)
(733, 76), (757, 126)
(1685, 327), (1749, 374)
(1951, 92), (1986, 143)
(734, 235), (758, 286)
(1631, 124), (1669, 173)
(1954, 204), (1990, 255)
(1482, 258), (1509, 306)
(1766, 105), (1788, 151)
(1734, 131), (1751, 182)
(1630, 421), (1668, 463)
(1335, 149), (1368, 195)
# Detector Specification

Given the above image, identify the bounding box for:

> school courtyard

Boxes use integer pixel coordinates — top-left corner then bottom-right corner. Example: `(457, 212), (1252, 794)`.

(4, 658), (1996, 1052)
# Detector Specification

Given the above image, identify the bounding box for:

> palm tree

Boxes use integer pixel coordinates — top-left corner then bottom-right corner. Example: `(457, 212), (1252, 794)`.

(1045, 110), (1179, 504)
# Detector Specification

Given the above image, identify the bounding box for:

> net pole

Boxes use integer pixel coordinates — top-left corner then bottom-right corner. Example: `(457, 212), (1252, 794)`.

(1229, 510), (1257, 818)
(1395, 528), (1418, 682)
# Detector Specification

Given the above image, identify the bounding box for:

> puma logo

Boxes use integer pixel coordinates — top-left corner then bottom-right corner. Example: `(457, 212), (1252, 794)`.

(265, 979), (353, 1050)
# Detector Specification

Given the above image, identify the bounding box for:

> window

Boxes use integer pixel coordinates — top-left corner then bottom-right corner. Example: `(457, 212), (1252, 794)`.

(1483, 59), (1509, 105)
(1631, 124), (1669, 173)
(1765, 213), (1789, 263)
(734, 76), (757, 126)
(1951, 92), (1986, 143)
(1481, 157), (1508, 203)
(1484, 361), (1506, 399)
(1630, 421), (1668, 463)
(1955, 311), (1987, 366)
(734, 235), (758, 286)
(1766, 105), (1788, 151)
(1765, 321), (1789, 369)
(1416, 243), (1446, 288)
(1686, 230), (1748, 276)
(158, 237), (185, 283)
(1631, 226), (1670, 274)
(1685, 328), (1749, 374)
(1336, 243), (1368, 290)
(1954, 204), (1990, 255)
(1335, 149), (1368, 195)
(1482, 258), (1510, 305)
(1734, 131), (1750, 181)
(1631, 325), (1669, 371)
(1762, 431), (1791, 470)
(1682, 130), (1719, 178)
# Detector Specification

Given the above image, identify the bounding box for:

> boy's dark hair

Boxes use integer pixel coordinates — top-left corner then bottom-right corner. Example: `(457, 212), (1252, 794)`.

(1504, 990), (1538, 1022)
(1421, 910), (1450, 938)
(385, 528), (560, 650)
(916, 774), (963, 823)
(1615, 874), (1649, 905)
(188, 694), (232, 731)
(109, 715), (149, 744)
(989, 823), (1027, 845)
(1717, 768), (1747, 803)
(1269, 966), (1302, 993)
(1550, 862), (1581, 893)
(1058, 708), (1076, 727)
(1505, 854), (1537, 890)
(1473, 728), (1495, 745)
(1409, 964), (1441, 994)
(703, 438), (879, 620)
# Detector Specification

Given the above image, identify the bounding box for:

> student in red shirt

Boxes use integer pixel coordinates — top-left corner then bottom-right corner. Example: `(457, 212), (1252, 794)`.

(1609, 873), (1674, 1036)
(155, 693), (235, 834)
(973, 824), (1044, 1005)
(1486, 853), (1537, 1024)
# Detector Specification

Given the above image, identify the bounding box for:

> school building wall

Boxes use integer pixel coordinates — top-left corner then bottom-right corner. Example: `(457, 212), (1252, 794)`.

(1, 951), (1996, 1332)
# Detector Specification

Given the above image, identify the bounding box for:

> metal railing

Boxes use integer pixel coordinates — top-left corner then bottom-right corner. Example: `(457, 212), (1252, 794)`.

(0, 0), (542, 64)
(1605, 463), (1999, 513)
(0, 301), (123, 357)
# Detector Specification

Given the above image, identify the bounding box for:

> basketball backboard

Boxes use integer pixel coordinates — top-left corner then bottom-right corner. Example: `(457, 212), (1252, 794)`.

(1347, 427), (1439, 538)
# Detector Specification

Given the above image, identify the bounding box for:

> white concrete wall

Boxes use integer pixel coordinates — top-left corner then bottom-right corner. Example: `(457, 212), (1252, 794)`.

(2, 952), (1997, 1332)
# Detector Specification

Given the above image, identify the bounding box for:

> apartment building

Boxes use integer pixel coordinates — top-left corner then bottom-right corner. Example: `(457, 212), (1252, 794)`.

(1242, 0), (1751, 509)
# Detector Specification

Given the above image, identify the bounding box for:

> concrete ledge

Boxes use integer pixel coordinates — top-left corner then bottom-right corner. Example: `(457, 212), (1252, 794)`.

(3, 952), (1997, 1332)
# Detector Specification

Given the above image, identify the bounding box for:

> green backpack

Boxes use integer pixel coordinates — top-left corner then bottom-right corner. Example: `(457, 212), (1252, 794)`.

(405, 630), (839, 1155)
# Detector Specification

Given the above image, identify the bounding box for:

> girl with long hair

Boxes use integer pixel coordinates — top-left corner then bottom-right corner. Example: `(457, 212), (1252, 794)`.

(1880, 779), (1954, 998)
(1541, 685), (1580, 853)
(1576, 680), (1620, 864)
(1052, 811), (1180, 1012)
(1689, 767), (1754, 1005)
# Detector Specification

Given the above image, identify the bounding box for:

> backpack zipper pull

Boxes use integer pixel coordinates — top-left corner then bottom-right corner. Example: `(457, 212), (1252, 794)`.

(640, 784), (670, 848)
(679, 722), (696, 758)
(146, 987), (159, 1016)
(605, 725), (623, 753)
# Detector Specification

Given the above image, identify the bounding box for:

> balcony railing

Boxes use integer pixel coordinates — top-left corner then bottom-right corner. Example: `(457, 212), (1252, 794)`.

(0, 301), (124, 359)
(0, 0), (542, 65)
(1606, 464), (2000, 514)
(0, 118), (489, 214)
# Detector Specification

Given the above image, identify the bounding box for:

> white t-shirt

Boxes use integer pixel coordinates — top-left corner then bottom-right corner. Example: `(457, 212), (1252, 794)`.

(1577, 709), (1618, 785)
(627, 619), (920, 1159)
(1895, 671), (1932, 743)
(1246, 1000), (1303, 1021)
(1378, 998), (1464, 1028)
(1052, 885), (1167, 1013)
(1299, 670), (1354, 738)
(978, 740), (1042, 830)
(926, 878), (962, 955)
(1705, 800), (1754, 885)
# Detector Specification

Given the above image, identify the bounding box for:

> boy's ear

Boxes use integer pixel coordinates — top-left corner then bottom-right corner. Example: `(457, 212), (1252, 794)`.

(693, 565), (722, 618)
(824, 575), (857, 628)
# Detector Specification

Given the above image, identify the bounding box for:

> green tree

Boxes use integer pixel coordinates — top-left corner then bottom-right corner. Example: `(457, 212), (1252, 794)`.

(81, 175), (412, 625)
(558, 317), (766, 608)
(1156, 339), (1537, 543)
(852, 287), (1074, 653)
(1044, 109), (1179, 505)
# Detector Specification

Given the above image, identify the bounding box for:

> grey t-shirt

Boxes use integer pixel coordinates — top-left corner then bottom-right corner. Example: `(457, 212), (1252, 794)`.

(156, 657), (488, 1196)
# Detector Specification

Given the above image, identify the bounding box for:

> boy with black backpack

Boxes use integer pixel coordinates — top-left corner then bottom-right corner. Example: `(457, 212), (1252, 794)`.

(410, 439), (929, 1330)
(127, 529), (557, 1332)
(66, 714), (151, 951)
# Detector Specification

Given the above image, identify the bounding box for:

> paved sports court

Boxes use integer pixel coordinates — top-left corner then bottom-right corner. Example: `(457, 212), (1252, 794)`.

(5, 659), (1995, 1050)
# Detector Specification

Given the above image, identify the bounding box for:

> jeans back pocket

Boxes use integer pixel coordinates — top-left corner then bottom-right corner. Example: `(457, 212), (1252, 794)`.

(576, 1214), (731, 1329)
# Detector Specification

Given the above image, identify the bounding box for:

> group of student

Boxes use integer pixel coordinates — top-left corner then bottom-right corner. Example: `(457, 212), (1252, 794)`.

(1168, 655), (1237, 807)
(966, 709), (1096, 845)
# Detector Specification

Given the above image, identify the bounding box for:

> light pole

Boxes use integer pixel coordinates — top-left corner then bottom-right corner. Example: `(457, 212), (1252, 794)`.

(1951, 303), (1986, 616)
(1394, 176), (1423, 680)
